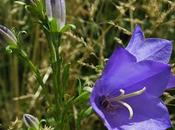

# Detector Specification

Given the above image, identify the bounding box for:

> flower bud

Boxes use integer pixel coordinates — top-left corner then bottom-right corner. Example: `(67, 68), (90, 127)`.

(45, 0), (66, 29)
(23, 114), (39, 129)
(0, 25), (17, 45)
(30, 0), (35, 4)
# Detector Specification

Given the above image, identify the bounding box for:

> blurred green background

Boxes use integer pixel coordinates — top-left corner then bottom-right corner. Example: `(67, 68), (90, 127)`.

(0, 0), (175, 129)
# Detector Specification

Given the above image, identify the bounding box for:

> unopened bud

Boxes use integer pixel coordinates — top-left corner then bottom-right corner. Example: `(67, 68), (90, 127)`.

(23, 114), (39, 129)
(30, 0), (35, 4)
(45, 0), (66, 29)
(30, 0), (37, 5)
(0, 25), (17, 45)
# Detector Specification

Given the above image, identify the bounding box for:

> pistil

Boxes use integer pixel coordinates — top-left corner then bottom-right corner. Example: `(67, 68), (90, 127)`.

(117, 100), (133, 119)
(107, 87), (146, 119)
(109, 87), (146, 102)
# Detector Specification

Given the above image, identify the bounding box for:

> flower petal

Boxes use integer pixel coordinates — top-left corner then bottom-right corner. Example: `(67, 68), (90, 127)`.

(99, 94), (171, 130)
(101, 60), (170, 97)
(126, 25), (144, 52)
(52, 0), (66, 28)
(166, 72), (175, 89)
(129, 38), (172, 63)
(45, 0), (53, 18)
(102, 46), (136, 78)
(125, 94), (171, 130)
(45, 0), (66, 28)
(126, 25), (172, 63)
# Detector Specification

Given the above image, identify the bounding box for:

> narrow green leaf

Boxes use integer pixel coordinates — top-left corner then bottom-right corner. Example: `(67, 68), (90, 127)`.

(73, 92), (89, 104)
(62, 63), (70, 88)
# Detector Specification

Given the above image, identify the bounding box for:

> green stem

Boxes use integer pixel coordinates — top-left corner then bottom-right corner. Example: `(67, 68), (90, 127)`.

(10, 55), (19, 116)
(13, 48), (45, 88)
(46, 32), (63, 128)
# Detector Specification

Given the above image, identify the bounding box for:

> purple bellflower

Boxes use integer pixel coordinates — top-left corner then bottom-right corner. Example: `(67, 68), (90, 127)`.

(90, 25), (174, 130)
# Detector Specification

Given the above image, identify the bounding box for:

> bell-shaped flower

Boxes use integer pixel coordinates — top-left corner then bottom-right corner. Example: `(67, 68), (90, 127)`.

(45, 0), (66, 29)
(90, 26), (174, 130)
(0, 25), (17, 46)
(126, 25), (175, 89)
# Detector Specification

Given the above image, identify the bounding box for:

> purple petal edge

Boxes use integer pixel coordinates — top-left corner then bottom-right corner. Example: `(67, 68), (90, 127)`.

(102, 45), (136, 78)
(126, 25), (173, 64)
(166, 72), (175, 89)
(126, 25), (144, 52)
(135, 38), (172, 63)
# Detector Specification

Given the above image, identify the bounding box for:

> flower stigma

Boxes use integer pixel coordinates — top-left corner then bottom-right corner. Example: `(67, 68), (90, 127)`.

(100, 87), (146, 119)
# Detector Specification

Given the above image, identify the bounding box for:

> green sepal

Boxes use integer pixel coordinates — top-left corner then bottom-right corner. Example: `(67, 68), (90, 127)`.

(79, 107), (93, 118)
(60, 24), (76, 33)
(49, 18), (60, 32)
(14, 1), (26, 5)
(26, 0), (44, 21)
(5, 46), (13, 54)
(73, 91), (90, 104)
(5, 44), (18, 54)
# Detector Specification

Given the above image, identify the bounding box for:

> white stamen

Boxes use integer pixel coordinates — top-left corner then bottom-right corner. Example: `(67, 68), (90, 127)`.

(106, 87), (146, 119)
(110, 87), (146, 102)
(117, 101), (133, 119)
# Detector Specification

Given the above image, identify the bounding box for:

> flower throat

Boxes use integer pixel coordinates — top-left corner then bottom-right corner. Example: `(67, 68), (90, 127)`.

(100, 87), (146, 119)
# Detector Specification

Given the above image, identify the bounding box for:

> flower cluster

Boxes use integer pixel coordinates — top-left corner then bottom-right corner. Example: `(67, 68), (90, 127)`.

(90, 25), (175, 130)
